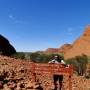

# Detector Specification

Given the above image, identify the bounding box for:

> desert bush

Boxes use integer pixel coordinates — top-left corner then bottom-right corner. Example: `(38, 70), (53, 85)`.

(12, 52), (25, 59)
(66, 55), (88, 76)
(30, 53), (63, 63)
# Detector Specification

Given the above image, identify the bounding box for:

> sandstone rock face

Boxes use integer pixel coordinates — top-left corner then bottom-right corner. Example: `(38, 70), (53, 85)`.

(64, 25), (90, 59)
(0, 35), (16, 56)
(58, 44), (72, 54)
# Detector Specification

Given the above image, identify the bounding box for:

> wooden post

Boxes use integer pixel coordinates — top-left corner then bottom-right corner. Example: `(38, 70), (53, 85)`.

(69, 65), (73, 90)
(69, 75), (72, 90)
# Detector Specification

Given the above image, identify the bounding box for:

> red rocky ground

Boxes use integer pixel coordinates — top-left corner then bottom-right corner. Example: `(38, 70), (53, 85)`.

(0, 55), (89, 90)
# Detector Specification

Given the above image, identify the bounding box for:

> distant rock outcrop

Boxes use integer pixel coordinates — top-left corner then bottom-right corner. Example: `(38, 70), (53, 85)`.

(45, 48), (59, 54)
(45, 44), (72, 54)
(0, 34), (16, 56)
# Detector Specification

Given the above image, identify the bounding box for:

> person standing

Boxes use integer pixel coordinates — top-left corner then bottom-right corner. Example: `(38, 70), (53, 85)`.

(48, 55), (66, 90)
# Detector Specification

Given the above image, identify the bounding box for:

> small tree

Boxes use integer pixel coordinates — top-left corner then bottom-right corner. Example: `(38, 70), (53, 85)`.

(75, 55), (88, 76)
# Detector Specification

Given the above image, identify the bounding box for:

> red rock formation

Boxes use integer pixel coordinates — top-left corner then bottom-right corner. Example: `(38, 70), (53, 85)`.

(64, 25), (90, 59)
(58, 44), (72, 54)
(45, 25), (90, 59)
(45, 44), (72, 54)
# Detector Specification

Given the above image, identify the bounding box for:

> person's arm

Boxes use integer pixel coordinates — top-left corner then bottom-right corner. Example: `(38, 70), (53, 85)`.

(61, 60), (70, 67)
(61, 60), (66, 64)
(48, 60), (54, 63)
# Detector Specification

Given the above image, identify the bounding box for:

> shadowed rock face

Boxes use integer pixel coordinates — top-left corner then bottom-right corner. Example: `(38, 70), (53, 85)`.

(0, 34), (16, 56)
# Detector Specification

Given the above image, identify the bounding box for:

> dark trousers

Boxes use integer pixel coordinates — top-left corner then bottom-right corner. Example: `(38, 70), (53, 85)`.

(53, 75), (63, 90)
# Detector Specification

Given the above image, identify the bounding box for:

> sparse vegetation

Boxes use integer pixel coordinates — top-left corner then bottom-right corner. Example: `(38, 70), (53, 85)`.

(12, 52), (90, 77)
(12, 52), (64, 63)
(66, 54), (89, 76)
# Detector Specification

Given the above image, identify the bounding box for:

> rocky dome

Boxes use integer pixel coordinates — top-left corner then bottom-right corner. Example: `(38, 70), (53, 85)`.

(64, 25), (90, 59)
(45, 25), (90, 59)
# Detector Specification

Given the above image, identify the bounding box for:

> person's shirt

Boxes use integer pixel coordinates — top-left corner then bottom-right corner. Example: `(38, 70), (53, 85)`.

(48, 59), (59, 64)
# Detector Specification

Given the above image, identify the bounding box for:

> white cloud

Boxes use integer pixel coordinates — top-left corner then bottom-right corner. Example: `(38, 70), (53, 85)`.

(9, 15), (15, 20)
(8, 14), (24, 24)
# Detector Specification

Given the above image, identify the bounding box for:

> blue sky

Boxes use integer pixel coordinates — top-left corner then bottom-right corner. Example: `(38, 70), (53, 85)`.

(0, 0), (90, 52)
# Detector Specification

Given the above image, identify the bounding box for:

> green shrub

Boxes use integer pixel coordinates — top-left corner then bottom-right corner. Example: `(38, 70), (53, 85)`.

(66, 54), (88, 76)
